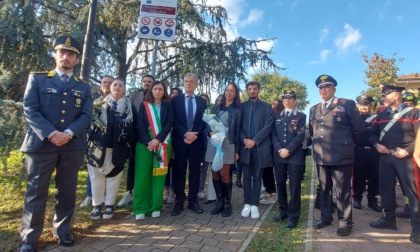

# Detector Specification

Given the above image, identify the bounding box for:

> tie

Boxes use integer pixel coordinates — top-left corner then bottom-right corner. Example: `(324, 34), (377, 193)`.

(60, 74), (68, 86)
(187, 96), (194, 130)
(322, 103), (328, 113)
(286, 111), (290, 117)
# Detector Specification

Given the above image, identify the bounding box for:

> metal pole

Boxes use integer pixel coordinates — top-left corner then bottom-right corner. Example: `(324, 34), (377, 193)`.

(151, 40), (159, 77)
(80, 0), (98, 83)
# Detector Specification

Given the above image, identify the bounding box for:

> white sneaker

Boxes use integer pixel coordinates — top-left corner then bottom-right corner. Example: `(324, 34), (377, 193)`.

(241, 204), (251, 217)
(80, 197), (92, 208)
(135, 214), (145, 220)
(118, 191), (132, 206)
(251, 205), (260, 219)
(167, 190), (176, 204)
(151, 211), (161, 218)
(102, 205), (114, 219)
(198, 191), (205, 199)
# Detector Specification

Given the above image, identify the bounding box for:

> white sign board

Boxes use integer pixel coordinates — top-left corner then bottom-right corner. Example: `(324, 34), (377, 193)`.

(138, 0), (178, 41)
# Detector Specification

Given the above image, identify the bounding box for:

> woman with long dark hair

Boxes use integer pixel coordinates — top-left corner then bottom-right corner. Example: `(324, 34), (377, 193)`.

(133, 81), (173, 220)
(204, 83), (241, 217)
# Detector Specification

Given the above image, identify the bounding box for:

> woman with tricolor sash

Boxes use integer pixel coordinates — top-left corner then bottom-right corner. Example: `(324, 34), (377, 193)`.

(133, 81), (173, 220)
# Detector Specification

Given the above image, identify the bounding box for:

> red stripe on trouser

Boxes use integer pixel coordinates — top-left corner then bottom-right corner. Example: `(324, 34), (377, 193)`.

(412, 158), (420, 201)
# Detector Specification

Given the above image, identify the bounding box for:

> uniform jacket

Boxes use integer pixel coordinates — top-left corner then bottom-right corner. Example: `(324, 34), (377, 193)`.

(353, 113), (376, 147)
(171, 94), (207, 146)
(370, 104), (419, 155)
(271, 109), (306, 165)
(21, 71), (93, 153)
(239, 99), (273, 167)
(137, 101), (174, 145)
(309, 97), (365, 165)
(87, 103), (137, 168)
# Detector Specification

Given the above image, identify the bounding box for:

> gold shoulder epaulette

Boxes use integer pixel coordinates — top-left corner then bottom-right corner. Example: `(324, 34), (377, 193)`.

(74, 75), (88, 83)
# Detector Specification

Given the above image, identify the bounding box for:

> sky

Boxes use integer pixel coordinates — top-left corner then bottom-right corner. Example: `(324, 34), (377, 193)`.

(206, 0), (420, 114)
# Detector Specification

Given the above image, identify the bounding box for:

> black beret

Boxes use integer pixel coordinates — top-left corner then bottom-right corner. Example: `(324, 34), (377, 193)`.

(315, 75), (337, 88)
(282, 90), (297, 98)
(356, 95), (374, 105)
(381, 84), (405, 96)
(53, 35), (82, 54)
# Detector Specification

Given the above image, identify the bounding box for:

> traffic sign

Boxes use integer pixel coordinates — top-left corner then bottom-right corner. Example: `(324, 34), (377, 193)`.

(138, 0), (177, 41)
(153, 18), (162, 26)
(141, 17), (151, 25)
(165, 19), (174, 28)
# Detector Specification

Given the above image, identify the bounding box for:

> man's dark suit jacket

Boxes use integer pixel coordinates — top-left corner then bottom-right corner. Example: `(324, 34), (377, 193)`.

(171, 94), (207, 146)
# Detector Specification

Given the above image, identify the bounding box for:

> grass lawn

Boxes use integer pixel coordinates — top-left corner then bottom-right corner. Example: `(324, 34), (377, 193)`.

(246, 157), (314, 252)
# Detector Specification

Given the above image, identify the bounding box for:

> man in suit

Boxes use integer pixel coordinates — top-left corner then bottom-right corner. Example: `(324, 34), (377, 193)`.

(239, 81), (273, 219)
(117, 74), (155, 207)
(19, 36), (93, 252)
(369, 84), (420, 244)
(170, 73), (207, 216)
(271, 90), (306, 228)
(309, 74), (364, 237)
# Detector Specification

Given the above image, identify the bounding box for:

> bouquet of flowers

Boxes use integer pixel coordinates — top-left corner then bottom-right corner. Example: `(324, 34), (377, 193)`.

(203, 111), (228, 171)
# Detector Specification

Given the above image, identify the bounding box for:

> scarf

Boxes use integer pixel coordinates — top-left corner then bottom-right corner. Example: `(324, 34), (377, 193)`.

(143, 101), (171, 176)
(99, 94), (133, 127)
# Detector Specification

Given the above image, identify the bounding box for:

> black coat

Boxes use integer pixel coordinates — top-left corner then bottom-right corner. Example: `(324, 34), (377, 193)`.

(87, 104), (137, 168)
(137, 101), (173, 145)
(271, 109), (306, 165)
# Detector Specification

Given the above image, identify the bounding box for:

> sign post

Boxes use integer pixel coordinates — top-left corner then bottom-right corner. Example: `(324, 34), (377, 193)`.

(138, 0), (178, 76)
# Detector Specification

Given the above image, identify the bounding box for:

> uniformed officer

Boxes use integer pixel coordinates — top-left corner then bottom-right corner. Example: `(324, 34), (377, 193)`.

(352, 95), (381, 212)
(402, 92), (416, 108)
(271, 90), (306, 229)
(309, 75), (365, 237)
(369, 84), (420, 244)
(19, 36), (93, 252)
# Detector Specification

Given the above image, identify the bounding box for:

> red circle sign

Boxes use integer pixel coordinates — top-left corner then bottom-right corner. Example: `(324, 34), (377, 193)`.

(141, 17), (150, 25)
(153, 18), (162, 26)
(165, 19), (174, 27)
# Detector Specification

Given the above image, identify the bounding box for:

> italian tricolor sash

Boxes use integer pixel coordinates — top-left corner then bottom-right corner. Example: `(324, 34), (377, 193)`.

(144, 101), (171, 176)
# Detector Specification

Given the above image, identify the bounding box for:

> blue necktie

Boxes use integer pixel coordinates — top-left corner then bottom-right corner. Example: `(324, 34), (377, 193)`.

(187, 96), (193, 131)
(286, 111), (290, 117)
(60, 74), (68, 86)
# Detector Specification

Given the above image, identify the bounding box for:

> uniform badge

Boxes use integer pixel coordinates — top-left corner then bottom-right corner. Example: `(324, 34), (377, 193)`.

(47, 88), (58, 94)
(75, 98), (82, 107)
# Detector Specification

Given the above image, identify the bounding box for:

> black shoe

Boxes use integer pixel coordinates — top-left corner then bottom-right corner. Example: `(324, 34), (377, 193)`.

(273, 214), (288, 222)
(204, 199), (216, 204)
(287, 220), (298, 229)
(367, 201), (382, 212)
(188, 202), (203, 213)
(337, 226), (352, 236)
(314, 219), (332, 229)
(171, 202), (183, 216)
(410, 232), (420, 244)
(57, 233), (74, 247)
(353, 200), (362, 209)
(369, 218), (397, 230)
(396, 211), (411, 218)
(20, 243), (37, 252)
(210, 200), (224, 215)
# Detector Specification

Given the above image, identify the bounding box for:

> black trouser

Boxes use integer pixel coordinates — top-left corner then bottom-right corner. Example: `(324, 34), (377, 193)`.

(353, 146), (379, 202)
(378, 154), (420, 232)
(242, 149), (263, 205)
(262, 166), (276, 193)
(317, 164), (353, 228)
(126, 144), (136, 193)
(274, 162), (304, 222)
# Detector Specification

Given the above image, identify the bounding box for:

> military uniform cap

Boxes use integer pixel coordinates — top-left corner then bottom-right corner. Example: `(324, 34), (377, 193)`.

(381, 83), (405, 96)
(282, 90), (297, 98)
(356, 95), (374, 105)
(315, 74), (337, 88)
(402, 92), (416, 102)
(53, 35), (82, 54)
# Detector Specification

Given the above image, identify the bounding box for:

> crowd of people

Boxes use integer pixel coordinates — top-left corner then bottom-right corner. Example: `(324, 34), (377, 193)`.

(18, 35), (420, 252)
